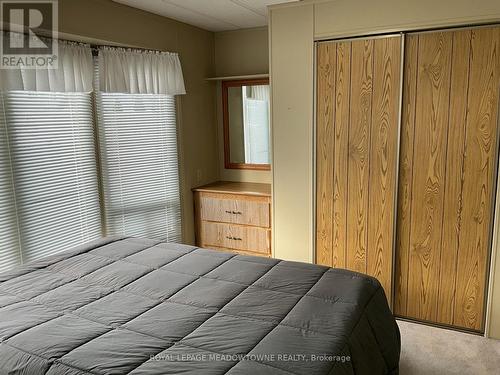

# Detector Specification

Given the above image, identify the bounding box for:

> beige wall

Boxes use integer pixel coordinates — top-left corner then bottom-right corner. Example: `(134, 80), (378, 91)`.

(213, 27), (272, 183)
(269, 0), (500, 336)
(270, 4), (314, 262)
(214, 27), (269, 77)
(59, 0), (219, 245)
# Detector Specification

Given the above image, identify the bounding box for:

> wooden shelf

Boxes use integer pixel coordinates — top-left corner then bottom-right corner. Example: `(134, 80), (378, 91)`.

(192, 181), (271, 197)
(206, 74), (269, 81)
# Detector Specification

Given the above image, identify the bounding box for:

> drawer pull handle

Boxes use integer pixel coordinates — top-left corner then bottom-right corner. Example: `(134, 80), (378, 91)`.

(225, 236), (243, 241)
(225, 210), (243, 215)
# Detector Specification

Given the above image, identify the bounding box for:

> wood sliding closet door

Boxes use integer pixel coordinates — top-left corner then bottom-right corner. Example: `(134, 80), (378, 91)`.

(316, 36), (402, 304)
(395, 27), (500, 331)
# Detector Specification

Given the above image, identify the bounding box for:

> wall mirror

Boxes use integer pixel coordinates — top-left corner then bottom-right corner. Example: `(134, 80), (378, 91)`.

(222, 78), (271, 170)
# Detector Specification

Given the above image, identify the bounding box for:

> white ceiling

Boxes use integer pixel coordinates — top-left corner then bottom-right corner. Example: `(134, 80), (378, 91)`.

(112, 0), (299, 32)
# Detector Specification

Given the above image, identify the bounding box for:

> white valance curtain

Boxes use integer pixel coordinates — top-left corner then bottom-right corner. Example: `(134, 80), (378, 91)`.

(0, 32), (94, 92)
(98, 47), (186, 95)
(0, 33), (186, 96)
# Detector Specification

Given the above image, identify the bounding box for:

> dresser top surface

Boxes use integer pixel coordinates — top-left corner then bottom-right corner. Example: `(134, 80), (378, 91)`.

(193, 181), (271, 197)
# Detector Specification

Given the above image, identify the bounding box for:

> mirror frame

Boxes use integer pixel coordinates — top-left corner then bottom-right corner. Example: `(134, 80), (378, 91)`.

(222, 78), (271, 171)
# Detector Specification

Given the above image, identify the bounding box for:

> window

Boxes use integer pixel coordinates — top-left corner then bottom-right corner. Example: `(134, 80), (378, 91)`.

(241, 85), (270, 164)
(0, 42), (184, 273)
(0, 102), (20, 272)
(96, 93), (181, 241)
(0, 91), (102, 273)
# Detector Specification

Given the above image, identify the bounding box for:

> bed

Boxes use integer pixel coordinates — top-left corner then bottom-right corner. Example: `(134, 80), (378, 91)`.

(0, 237), (400, 374)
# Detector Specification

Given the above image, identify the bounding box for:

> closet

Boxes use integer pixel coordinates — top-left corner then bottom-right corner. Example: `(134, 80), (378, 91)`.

(316, 25), (500, 332)
(396, 27), (500, 331)
(316, 35), (402, 305)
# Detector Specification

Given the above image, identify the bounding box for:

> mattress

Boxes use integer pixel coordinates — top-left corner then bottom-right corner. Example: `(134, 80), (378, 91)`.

(0, 237), (400, 375)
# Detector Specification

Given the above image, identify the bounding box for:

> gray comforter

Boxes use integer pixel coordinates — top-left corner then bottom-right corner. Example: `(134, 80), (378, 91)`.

(0, 237), (400, 374)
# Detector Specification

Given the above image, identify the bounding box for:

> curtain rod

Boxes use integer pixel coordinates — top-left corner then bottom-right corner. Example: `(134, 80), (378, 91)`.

(61, 38), (169, 56)
(89, 43), (170, 55)
(1, 28), (170, 55)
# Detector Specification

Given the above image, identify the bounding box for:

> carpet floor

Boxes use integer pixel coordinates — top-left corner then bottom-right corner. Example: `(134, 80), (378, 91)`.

(398, 320), (500, 374)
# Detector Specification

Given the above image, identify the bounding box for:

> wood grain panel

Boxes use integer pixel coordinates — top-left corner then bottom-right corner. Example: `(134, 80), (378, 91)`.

(193, 181), (271, 197)
(367, 37), (402, 304)
(316, 36), (401, 304)
(454, 27), (500, 330)
(316, 26), (500, 330)
(399, 26), (500, 331)
(407, 32), (453, 321)
(201, 221), (271, 254)
(332, 41), (351, 269)
(205, 245), (271, 258)
(200, 193), (270, 228)
(193, 182), (272, 258)
(316, 42), (336, 266)
(436, 30), (471, 325)
(394, 35), (418, 316)
(346, 39), (373, 274)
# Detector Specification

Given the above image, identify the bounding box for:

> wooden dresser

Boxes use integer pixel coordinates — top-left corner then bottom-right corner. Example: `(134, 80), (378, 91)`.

(193, 181), (272, 257)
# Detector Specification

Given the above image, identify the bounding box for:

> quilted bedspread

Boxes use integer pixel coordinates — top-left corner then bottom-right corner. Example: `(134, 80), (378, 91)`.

(0, 237), (400, 374)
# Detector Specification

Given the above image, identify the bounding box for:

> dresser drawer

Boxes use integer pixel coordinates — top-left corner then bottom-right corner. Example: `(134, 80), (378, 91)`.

(201, 222), (270, 254)
(199, 193), (270, 228)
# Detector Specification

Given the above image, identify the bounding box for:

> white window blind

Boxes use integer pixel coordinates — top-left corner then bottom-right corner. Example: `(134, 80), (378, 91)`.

(0, 106), (20, 273)
(0, 91), (102, 272)
(96, 93), (181, 241)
